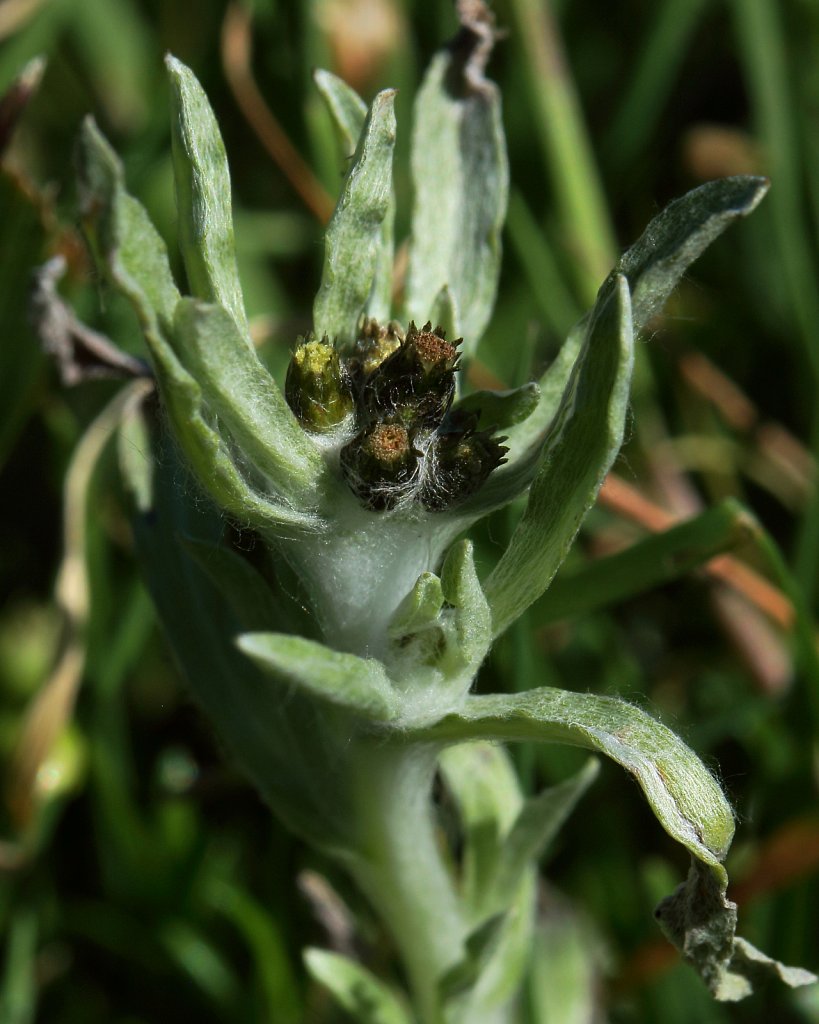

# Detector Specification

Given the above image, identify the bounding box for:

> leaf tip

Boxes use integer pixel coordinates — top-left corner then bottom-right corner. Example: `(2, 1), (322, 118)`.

(163, 52), (185, 78)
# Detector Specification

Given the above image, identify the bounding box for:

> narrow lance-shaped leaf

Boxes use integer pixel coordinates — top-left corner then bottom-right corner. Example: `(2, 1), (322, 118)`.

(416, 687), (735, 872)
(442, 873), (536, 1017)
(500, 176), (770, 494)
(237, 632), (400, 722)
(482, 274), (634, 637)
(171, 298), (325, 505)
(304, 949), (412, 1024)
(182, 537), (285, 634)
(313, 68), (367, 152)
(77, 119), (317, 533)
(313, 89), (397, 345)
(133, 437), (358, 851)
(527, 906), (603, 1024)
(488, 760), (599, 916)
(452, 381), (541, 431)
(438, 742), (523, 918)
(166, 55), (249, 340)
(77, 116), (179, 332)
(439, 539), (492, 680)
(313, 69), (395, 322)
(436, 746), (544, 1017)
(404, 24), (508, 358)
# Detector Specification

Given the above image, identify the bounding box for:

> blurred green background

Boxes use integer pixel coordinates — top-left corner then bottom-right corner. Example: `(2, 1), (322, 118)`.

(2, 0), (818, 1021)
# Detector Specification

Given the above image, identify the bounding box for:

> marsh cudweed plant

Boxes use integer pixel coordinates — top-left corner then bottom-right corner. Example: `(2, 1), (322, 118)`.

(61, 9), (815, 1023)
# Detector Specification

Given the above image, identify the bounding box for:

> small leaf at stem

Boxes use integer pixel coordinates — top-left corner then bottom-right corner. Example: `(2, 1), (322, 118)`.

(304, 948), (412, 1024)
(238, 633), (399, 721)
(440, 539), (492, 677)
(388, 572), (445, 638)
(482, 275), (634, 636)
(313, 89), (397, 345)
(166, 55), (249, 340)
(451, 382), (541, 431)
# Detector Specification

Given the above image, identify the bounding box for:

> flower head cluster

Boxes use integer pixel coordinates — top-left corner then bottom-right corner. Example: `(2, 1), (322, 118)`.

(286, 318), (507, 512)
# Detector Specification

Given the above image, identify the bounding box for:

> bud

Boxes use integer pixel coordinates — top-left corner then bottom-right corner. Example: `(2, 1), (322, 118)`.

(361, 321), (460, 428)
(285, 336), (355, 433)
(340, 420), (422, 511)
(353, 317), (404, 377)
(419, 413), (507, 511)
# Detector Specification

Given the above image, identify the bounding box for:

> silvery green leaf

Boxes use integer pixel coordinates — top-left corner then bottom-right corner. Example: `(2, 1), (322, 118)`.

(439, 742), (523, 918)
(481, 275), (634, 637)
(388, 571), (445, 639)
(655, 858), (817, 1001)
(405, 33), (508, 359)
(452, 381), (541, 431)
(171, 298), (325, 506)
(237, 632), (399, 722)
(444, 873), (536, 1021)
(429, 284), (458, 348)
(165, 55), (249, 340)
(439, 539), (492, 679)
(77, 116), (179, 332)
(488, 760), (599, 917)
(619, 175), (769, 327)
(304, 948), (411, 1024)
(368, 177), (395, 322)
(417, 687), (735, 872)
(313, 68), (367, 156)
(527, 902), (604, 1024)
(77, 120), (318, 533)
(182, 537), (283, 634)
(314, 70), (396, 324)
(499, 176), (770, 493)
(133, 438), (357, 851)
(313, 89), (397, 345)
(117, 391), (153, 515)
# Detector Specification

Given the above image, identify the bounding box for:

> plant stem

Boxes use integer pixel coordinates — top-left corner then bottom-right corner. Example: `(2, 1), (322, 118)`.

(345, 740), (465, 1024)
